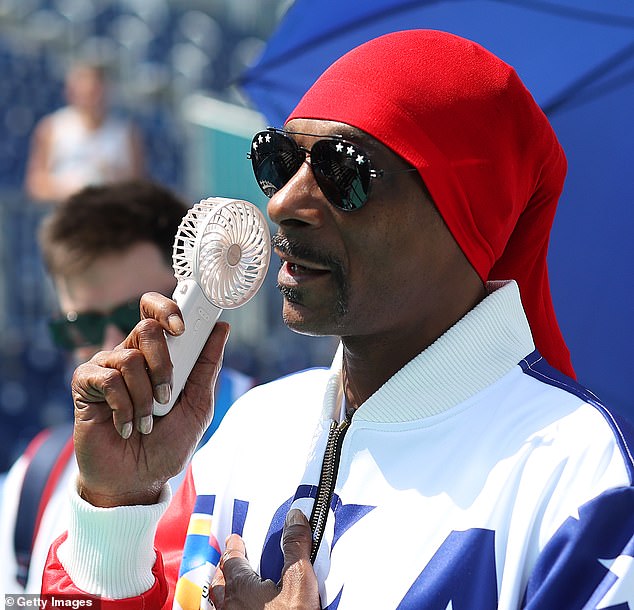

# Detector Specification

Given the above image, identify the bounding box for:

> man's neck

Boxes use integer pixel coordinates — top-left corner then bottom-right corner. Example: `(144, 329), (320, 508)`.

(340, 329), (439, 413)
(76, 107), (106, 130)
(340, 284), (487, 413)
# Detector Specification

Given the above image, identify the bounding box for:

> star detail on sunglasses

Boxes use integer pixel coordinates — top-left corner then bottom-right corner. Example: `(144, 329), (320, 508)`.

(336, 142), (344, 152)
(346, 145), (355, 156)
(253, 134), (271, 152)
(356, 154), (366, 165)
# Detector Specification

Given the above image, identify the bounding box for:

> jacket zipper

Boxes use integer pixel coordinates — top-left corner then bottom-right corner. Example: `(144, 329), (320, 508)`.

(308, 413), (352, 563)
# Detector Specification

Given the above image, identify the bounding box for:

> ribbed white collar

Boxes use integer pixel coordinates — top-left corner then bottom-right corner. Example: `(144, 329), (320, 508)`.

(322, 280), (535, 423)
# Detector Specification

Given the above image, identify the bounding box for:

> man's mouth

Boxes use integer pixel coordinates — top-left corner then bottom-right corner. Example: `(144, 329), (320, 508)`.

(279, 257), (330, 281)
(271, 233), (349, 317)
(272, 233), (332, 279)
(282, 253), (329, 272)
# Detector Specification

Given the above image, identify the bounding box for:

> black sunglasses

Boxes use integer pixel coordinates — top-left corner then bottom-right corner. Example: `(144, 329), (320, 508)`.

(249, 127), (418, 211)
(48, 298), (142, 350)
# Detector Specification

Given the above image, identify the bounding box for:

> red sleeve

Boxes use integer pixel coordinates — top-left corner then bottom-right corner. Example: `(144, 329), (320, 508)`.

(42, 466), (198, 609)
(155, 465), (198, 608)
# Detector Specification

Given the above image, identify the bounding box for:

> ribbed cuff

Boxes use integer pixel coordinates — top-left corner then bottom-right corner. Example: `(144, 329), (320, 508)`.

(57, 477), (172, 598)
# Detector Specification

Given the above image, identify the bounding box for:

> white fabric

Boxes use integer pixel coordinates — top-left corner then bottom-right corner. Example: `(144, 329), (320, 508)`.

(57, 482), (171, 598)
(47, 106), (135, 189)
(0, 455), (31, 596)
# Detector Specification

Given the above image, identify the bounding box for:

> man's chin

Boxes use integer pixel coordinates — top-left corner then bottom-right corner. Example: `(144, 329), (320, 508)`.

(278, 283), (347, 336)
(282, 302), (332, 337)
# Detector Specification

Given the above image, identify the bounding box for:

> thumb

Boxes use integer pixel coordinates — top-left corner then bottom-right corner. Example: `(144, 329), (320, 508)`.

(281, 509), (314, 573)
(190, 321), (231, 384)
(178, 321), (230, 409)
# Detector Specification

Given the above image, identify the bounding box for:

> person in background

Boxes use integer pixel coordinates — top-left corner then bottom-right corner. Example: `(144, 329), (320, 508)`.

(0, 180), (253, 595)
(24, 60), (144, 205)
(43, 31), (634, 609)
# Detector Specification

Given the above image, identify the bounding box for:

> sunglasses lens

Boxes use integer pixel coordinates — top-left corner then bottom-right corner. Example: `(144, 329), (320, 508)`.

(250, 130), (374, 211)
(48, 319), (76, 349)
(251, 131), (304, 197)
(311, 139), (371, 211)
(110, 300), (141, 335)
(48, 313), (105, 349)
(48, 299), (141, 350)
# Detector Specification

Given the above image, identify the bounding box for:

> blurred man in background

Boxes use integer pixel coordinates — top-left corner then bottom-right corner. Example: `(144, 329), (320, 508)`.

(0, 180), (253, 594)
(24, 60), (145, 205)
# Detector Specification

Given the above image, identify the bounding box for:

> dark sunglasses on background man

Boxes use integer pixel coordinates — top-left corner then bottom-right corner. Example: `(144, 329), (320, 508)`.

(249, 127), (418, 211)
(48, 298), (141, 350)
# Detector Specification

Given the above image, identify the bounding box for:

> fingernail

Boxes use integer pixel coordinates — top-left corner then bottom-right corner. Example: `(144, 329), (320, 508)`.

(155, 383), (171, 405)
(285, 509), (307, 527)
(138, 414), (153, 435)
(168, 314), (185, 335)
(225, 534), (245, 554)
(120, 421), (133, 439)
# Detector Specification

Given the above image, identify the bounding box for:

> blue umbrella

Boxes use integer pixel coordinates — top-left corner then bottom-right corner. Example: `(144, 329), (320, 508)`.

(238, 0), (634, 416)
(239, 1), (634, 125)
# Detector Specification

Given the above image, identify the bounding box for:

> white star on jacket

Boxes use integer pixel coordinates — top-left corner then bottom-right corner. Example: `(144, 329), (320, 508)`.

(597, 555), (634, 609)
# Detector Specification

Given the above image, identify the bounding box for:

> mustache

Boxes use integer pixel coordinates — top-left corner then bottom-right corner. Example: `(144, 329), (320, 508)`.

(272, 232), (349, 316)
(271, 233), (342, 271)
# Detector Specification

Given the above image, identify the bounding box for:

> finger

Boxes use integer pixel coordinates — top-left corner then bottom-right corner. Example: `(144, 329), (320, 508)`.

(281, 509), (314, 573)
(72, 361), (136, 439)
(221, 533), (247, 567)
(120, 318), (174, 420)
(139, 292), (183, 406)
(279, 509), (319, 603)
(221, 534), (277, 605)
(139, 292), (184, 336)
(210, 567), (226, 609)
(99, 347), (156, 435)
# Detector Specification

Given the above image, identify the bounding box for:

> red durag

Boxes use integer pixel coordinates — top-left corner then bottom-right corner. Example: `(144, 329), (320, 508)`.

(287, 29), (574, 378)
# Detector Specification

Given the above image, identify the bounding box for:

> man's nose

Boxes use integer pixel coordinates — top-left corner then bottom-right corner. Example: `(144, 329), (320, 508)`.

(266, 161), (326, 228)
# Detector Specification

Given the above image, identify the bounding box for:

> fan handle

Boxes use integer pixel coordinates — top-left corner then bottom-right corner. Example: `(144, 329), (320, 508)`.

(152, 278), (222, 416)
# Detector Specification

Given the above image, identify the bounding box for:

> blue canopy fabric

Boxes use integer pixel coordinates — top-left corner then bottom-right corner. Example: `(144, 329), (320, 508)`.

(238, 0), (634, 416)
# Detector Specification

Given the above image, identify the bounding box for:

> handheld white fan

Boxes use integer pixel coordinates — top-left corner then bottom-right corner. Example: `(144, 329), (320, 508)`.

(153, 197), (271, 416)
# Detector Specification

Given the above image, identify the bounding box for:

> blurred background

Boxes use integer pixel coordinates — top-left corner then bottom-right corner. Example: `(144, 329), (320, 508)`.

(0, 0), (336, 472)
(0, 0), (632, 473)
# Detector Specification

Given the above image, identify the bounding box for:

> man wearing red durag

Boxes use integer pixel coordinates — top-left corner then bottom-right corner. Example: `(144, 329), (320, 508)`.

(42, 31), (634, 609)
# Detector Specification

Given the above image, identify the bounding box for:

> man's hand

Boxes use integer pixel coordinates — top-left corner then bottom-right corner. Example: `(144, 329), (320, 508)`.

(211, 509), (320, 609)
(71, 292), (230, 507)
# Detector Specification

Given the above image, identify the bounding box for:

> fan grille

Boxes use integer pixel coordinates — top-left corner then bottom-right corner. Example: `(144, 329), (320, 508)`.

(173, 198), (270, 308)
(195, 199), (270, 308)
(172, 199), (220, 282)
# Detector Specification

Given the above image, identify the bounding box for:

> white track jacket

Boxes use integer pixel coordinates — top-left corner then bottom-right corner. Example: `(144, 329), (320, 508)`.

(43, 281), (634, 609)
